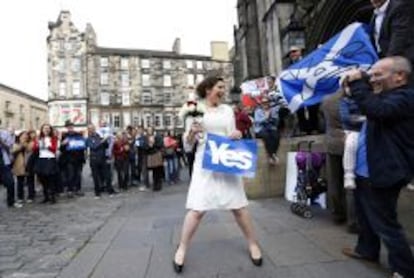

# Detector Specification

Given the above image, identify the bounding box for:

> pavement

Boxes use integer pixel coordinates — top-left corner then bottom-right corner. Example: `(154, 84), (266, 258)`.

(0, 168), (412, 278)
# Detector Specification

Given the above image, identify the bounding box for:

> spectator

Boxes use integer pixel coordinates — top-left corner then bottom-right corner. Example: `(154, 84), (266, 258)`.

(25, 130), (37, 202)
(164, 130), (178, 185)
(254, 97), (280, 165)
(126, 126), (138, 187)
(113, 132), (129, 191)
(341, 57), (414, 278)
(87, 124), (111, 198)
(135, 126), (148, 191)
(234, 103), (252, 139)
(145, 127), (164, 191)
(0, 126), (20, 208)
(370, 0), (414, 86)
(12, 131), (31, 205)
(321, 91), (357, 231)
(33, 124), (59, 204)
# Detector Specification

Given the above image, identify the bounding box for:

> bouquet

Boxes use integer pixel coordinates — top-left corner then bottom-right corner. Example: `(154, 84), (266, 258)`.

(178, 93), (207, 146)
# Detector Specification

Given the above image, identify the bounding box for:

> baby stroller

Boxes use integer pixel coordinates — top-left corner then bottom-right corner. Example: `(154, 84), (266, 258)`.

(290, 140), (327, 218)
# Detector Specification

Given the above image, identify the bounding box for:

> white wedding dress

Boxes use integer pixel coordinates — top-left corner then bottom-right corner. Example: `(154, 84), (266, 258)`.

(185, 104), (249, 211)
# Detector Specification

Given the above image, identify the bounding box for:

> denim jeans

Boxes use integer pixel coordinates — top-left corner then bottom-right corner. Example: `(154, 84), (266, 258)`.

(354, 178), (414, 277)
(0, 165), (15, 206)
(165, 156), (175, 184)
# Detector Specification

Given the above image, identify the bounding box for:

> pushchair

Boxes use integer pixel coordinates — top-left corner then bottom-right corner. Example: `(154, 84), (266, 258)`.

(290, 140), (327, 218)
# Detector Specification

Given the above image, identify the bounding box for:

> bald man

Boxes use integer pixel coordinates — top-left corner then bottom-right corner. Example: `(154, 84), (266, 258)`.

(341, 56), (414, 278)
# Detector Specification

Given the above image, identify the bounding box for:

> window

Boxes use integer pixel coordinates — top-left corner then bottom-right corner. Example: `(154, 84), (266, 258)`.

(121, 72), (129, 87)
(154, 114), (163, 128)
(58, 40), (65, 51)
(113, 113), (121, 128)
(196, 61), (203, 69)
(142, 74), (150, 86)
(123, 112), (131, 127)
(164, 114), (173, 128)
(196, 74), (204, 84)
(59, 82), (66, 96)
(144, 114), (152, 128)
(175, 114), (183, 127)
(186, 60), (193, 69)
(64, 41), (72, 50)
(19, 104), (24, 114)
(100, 57), (109, 67)
(164, 91), (172, 104)
(58, 59), (66, 72)
(133, 113), (141, 127)
(163, 60), (171, 69)
(5, 100), (11, 110)
(100, 91), (110, 105)
(141, 59), (150, 68)
(122, 90), (130, 105)
(72, 57), (81, 72)
(141, 90), (152, 104)
(73, 81), (81, 96)
(163, 75), (172, 87)
(120, 57), (129, 70)
(187, 74), (195, 86)
(100, 72), (109, 85)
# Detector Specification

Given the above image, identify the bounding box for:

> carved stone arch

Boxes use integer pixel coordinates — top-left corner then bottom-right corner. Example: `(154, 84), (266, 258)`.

(305, 0), (372, 51)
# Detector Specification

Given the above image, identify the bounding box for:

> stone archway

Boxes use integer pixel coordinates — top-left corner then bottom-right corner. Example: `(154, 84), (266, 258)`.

(304, 0), (373, 51)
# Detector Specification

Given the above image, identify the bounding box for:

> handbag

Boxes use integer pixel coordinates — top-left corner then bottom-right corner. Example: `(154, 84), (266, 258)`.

(147, 151), (163, 168)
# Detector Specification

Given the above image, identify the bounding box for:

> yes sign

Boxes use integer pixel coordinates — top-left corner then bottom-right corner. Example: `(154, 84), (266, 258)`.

(202, 133), (258, 178)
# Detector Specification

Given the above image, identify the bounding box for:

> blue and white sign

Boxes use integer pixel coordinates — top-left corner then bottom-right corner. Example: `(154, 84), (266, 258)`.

(67, 137), (86, 151)
(202, 133), (258, 178)
(278, 22), (378, 112)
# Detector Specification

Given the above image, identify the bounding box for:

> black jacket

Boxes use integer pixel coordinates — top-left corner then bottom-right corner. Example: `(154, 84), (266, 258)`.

(350, 77), (414, 188)
(60, 132), (86, 165)
(373, 0), (414, 63)
(86, 133), (108, 163)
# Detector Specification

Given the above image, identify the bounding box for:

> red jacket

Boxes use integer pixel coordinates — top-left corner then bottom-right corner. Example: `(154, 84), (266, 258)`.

(235, 111), (252, 135)
(32, 136), (58, 154)
(113, 140), (129, 161)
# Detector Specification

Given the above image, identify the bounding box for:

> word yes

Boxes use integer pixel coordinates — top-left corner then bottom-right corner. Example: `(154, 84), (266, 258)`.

(208, 140), (252, 170)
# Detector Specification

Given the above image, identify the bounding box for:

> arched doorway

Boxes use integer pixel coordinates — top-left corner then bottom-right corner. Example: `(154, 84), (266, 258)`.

(305, 0), (373, 51)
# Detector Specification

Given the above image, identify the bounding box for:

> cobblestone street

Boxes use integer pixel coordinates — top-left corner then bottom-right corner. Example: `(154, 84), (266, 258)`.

(1, 169), (413, 278)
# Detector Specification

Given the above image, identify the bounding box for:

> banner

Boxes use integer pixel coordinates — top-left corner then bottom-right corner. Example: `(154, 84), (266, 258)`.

(48, 100), (87, 127)
(278, 22), (378, 112)
(202, 133), (258, 178)
(66, 136), (86, 151)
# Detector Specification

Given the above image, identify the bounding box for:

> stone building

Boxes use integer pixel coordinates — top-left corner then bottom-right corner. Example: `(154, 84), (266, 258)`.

(0, 83), (48, 131)
(47, 11), (233, 131)
(233, 0), (374, 86)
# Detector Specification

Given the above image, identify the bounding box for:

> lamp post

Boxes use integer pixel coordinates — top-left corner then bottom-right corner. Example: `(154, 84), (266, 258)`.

(282, 16), (306, 57)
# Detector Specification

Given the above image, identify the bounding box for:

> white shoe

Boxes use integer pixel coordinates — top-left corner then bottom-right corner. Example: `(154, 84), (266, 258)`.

(272, 154), (280, 165)
(344, 178), (356, 190)
(13, 203), (23, 208)
(139, 186), (147, 192)
(94, 196), (101, 200)
(406, 184), (414, 191)
(392, 272), (404, 278)
(26, 199), (33, 204)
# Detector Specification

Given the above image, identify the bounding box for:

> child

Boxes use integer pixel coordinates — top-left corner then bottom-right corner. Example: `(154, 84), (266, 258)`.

(339, 83), (366, 189)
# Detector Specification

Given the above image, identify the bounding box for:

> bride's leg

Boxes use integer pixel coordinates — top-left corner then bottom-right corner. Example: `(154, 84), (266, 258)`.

(231, 207), (262, 259)
(175, 210), (205, 264)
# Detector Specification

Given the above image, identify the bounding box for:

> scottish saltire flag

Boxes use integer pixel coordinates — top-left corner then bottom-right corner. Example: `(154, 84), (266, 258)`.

(202, 133), (258, 178)
(278, 22), (378, 112)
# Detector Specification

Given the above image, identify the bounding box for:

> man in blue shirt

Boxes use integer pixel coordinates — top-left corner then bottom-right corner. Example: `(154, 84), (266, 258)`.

(341, 56), (414, 278)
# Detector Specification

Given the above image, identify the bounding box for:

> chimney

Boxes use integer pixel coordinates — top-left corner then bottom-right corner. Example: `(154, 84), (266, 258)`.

(172, 38), (181, 54)
(210, 41), (229, 61)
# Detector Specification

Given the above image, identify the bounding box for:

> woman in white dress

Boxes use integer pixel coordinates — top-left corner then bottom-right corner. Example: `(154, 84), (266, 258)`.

(173, 77), (262, 273)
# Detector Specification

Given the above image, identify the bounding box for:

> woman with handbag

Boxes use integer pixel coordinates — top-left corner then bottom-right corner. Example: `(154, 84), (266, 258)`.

(145, 127), (164, 191)
(113, 132), (130, 191)
(33, 124), (59, 204)
(12, 131), (31, 204)
(173, 76), (262, 273)
(163, 131), (178, 185)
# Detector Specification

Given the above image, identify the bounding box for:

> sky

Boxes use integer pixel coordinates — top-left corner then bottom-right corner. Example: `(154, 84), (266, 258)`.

(0, 0), (238, 100)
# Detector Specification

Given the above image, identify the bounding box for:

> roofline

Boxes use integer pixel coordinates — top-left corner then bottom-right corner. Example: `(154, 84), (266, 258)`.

(0, 83), (47, 105)
(92, 46), (231, 63)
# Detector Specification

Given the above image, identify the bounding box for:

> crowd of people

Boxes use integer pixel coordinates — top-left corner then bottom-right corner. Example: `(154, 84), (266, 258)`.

(0, 121), (193, 208)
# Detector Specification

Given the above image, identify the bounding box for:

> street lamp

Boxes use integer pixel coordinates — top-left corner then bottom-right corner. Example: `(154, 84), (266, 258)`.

(282, 16), (306, 57)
